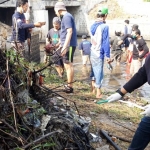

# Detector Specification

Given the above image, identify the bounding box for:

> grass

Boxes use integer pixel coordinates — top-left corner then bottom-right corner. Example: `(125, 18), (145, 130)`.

(38, 63), (149, 149)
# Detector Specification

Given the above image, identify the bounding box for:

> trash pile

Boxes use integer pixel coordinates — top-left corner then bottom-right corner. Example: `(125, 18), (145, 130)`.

(0, 47), (95, 150)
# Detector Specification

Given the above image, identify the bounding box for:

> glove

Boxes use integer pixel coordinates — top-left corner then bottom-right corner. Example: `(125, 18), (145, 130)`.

(107, 93), (122, 103)
(140, 104), (150, 116)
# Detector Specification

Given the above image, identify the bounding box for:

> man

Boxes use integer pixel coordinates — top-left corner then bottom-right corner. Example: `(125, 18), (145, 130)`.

(110, 28), (124, 66)
(107, 54), (150, 150)
(123, 20), (132, 63)
(46, 17), (64, 78)
(11, 0), (45, 56)
(54, 2), (77, 93)
(120, 28), (149, 76)
(78, 35), (91, 66)
(90, 7), (111, 98)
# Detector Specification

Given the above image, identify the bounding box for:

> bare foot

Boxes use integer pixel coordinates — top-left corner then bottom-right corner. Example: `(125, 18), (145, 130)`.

(96, 94), (103, 99)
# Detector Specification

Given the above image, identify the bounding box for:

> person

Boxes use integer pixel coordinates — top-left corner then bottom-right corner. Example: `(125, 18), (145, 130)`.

(107, 53), (150, 150)
(123, 20), (132, 50)
(90, 7), (111, 98)
(120, 28), (149, 76)
(78, 35), (91, 66)
(11, 0), (45, 56)
(54, 1), (77, 93)
(110, 28), (123, 66)
(46, 17), (64, 78)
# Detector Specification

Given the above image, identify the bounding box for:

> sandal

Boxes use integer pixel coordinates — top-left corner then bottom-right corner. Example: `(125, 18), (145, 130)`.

(64, 85), (74, 93)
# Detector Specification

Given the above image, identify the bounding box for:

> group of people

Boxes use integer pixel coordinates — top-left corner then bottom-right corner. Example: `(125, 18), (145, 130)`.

(10, 0), (150, 149)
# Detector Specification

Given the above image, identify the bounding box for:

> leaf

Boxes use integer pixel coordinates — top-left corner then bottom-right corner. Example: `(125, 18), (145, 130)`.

(42, 142), (56, 148)
(30, 144), (42, 150)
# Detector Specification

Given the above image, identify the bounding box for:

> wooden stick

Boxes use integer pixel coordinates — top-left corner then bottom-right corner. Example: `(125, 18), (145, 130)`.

(22, 130), (62, 149)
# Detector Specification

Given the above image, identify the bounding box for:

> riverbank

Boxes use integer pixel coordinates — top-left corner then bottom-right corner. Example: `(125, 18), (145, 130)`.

(40, 48), (150, 149)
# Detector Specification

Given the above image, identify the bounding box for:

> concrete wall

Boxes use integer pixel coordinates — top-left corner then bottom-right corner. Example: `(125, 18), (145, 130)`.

(1, 0), (150, 40)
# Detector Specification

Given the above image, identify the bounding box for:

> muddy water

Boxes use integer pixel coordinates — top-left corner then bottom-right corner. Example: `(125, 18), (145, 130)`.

(73, 39), (150, 98)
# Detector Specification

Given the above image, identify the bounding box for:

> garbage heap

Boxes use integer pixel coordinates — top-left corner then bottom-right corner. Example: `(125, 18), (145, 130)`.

(0, 48), (94, 150)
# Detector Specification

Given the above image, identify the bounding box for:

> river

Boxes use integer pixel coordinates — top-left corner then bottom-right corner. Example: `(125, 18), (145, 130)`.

(73, 38), (150, 99)
(40, 39), (150, 99)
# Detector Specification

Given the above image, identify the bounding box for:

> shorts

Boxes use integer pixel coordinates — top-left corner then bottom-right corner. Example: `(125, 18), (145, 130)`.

(124, 38), (129, 48)
(62, 46), (76, 64)
(111, 50), (123, 62)
(82, 55), (90, 65)
(130, 59), (142, 76)
(52, 49), (64, 67)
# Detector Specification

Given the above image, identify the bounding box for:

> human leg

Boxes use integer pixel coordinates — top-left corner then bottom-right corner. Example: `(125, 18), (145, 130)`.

(91, 57), (104, 98)
(128, 116), (150, 150)
(62, 46), (76, 92)
(90, 67), (95, 94)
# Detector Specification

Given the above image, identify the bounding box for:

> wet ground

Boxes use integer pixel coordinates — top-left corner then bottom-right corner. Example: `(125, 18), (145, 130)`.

(73, 39), (150, 99)
(40, 39), (150, 99)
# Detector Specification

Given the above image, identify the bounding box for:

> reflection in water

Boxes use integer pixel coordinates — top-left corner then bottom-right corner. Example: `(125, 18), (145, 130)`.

(73, 40), (150, 98)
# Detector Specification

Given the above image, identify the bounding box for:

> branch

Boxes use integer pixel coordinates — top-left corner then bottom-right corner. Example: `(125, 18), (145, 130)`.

(0, 0), (10, 4)
(22, 130), (62, 149)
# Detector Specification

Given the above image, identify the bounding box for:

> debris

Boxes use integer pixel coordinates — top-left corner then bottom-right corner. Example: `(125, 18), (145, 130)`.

(0, 48), (94, 149)
(119, 100), (145, 110)
(96, 145), (110, 150)
(100, 129), (121, 150)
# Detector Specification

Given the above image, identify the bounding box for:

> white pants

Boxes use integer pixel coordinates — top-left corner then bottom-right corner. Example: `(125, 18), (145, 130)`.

(130, 59), (142, 76)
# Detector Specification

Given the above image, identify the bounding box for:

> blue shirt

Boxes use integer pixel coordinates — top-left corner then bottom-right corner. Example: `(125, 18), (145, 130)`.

(11, 12), (34, 42)
(60, 12), (77, 47)
(78, 40), (91, 55)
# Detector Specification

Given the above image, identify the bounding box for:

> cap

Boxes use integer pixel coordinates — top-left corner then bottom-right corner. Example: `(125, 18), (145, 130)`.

(132, 24), (139, 31)
(98, 7), (108, 15)
(52, 17), (61, 24)
(54, 2), (66, 11)
(82, 35), (87, 39)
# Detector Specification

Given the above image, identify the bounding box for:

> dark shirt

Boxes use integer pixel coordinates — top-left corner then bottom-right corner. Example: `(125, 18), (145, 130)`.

(121, 34), (149, 59)
(110, 36), (122, 51)
(60, 12), (77, 47)
(78, 40), (91, 55)
(11, 12), (34, 42)
(123, 54), (150, 93)
(47, 28), (60, 45)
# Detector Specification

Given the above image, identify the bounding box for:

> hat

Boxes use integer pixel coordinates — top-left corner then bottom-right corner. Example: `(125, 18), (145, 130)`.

(98, 7), (108, 15)
(52, 17), (61, 24)
(82, 35), (87, 39)
(132, 24), (139, 31)
(54, 2), (66, 11)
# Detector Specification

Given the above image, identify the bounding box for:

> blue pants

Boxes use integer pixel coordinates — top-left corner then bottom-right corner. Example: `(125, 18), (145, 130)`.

(90, 55), (104, 88)
(128, 116), (150, 150)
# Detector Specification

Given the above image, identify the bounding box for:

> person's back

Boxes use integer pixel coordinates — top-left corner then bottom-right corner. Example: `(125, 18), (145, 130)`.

(79, 35), (91, 66)
(60, 12), (77, 47)
(111, 36), (122, 51)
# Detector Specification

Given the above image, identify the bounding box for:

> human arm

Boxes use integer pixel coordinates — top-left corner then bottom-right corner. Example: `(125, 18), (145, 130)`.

(139, 45), (149, 59)
(107, 63), (147, 102)
(118, 34), (133, 45)
(61, 28), (72, 55)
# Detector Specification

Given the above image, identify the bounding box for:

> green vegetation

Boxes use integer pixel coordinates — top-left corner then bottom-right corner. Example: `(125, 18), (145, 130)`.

(143, 0), (150, 2)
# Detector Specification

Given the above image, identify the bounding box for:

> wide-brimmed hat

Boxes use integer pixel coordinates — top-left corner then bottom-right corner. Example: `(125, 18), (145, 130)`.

(54, 2), (66, 11)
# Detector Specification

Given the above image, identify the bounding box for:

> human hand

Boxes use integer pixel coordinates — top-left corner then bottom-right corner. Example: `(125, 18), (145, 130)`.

(39, 22), (46, 26)
(107, 93), (122, 103)
(138, 58), (143, 61)
(61, 47), (68, 56)
(34, 22), (42, 27)
(118, 40), (123, 45)
(106, 58), (113, 63)
(140, 104), (150, 116)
